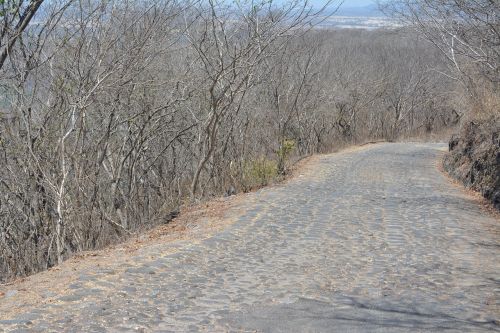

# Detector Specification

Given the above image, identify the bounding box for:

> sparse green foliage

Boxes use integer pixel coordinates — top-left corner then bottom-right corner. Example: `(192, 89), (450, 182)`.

(277, 139), (296, 174)
(243, 157), (279, 188)
(277, 139), (296, 161)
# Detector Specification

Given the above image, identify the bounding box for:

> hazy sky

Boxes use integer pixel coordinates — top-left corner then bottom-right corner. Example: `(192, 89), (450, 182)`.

(340, 0), (376, 7)
(273, 0), (378, 10)
(305, 0), (380, 14)
(311, 0), (377, 8)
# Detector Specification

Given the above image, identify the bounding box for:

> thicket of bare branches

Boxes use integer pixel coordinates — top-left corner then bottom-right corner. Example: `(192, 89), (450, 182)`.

(380, 0), (500, 118)
(0, 0), (460, 281)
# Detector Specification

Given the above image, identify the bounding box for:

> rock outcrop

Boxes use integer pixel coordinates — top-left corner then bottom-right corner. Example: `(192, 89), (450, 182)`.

(444, 118), (500, 210)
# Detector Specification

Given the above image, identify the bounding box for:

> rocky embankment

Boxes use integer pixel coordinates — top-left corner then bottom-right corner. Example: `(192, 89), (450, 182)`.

(444, 118), (500, 210)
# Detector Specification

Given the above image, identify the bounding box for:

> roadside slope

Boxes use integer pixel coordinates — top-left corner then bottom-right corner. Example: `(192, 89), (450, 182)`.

(0, 143), (498, 332)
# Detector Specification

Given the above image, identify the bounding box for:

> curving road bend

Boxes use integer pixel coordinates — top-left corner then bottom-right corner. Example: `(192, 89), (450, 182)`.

(0, 143), (499, 332)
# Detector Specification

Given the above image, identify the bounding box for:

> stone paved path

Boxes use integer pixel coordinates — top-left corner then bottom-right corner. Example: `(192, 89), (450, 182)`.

(1, 143), (499, 332)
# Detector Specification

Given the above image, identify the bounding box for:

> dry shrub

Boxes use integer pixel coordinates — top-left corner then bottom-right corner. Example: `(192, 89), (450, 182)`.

(241, 157), (279, 190)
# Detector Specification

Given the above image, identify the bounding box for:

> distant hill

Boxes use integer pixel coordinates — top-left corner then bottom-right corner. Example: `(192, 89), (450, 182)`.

(314, 3), (399, 29)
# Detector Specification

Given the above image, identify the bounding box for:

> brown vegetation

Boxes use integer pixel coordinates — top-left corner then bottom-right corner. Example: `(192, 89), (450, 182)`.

(0, 0), (472, 282)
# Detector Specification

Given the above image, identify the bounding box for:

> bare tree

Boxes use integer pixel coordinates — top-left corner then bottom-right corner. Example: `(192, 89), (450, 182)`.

(380, 0), (500, 84)
(186, 0), (339, 198)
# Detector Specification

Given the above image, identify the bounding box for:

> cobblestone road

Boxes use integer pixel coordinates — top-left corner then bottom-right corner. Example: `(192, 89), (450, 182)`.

(1, 143), (499, 332)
